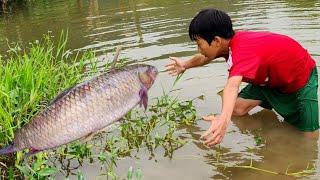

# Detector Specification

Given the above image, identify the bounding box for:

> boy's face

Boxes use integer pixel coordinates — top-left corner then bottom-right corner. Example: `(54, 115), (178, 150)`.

(196, 37), (220, 59)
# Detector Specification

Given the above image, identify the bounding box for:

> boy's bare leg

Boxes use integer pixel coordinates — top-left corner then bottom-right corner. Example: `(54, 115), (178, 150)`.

(233, 97), (262, 116)
(303, 130), (319, 139)
(231, 96), (319, 139)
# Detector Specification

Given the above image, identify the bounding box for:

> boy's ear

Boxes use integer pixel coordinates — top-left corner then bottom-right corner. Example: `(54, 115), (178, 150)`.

(213, 36), (222, 47)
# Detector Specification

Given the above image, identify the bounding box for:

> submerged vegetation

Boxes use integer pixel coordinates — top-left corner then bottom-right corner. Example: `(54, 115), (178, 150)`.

(0, 32), (198, 179)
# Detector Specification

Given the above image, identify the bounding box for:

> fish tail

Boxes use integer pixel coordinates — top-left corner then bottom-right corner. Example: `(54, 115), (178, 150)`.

(0, 144), (16, 155)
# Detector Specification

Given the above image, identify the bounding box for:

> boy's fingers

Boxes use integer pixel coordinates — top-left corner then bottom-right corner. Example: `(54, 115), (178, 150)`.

(170, 57), (180, 65)
(169, 56), (178, 61)
(207, 135), (222, 146)
(168, 69), (176, 73)
(166, 66), (175, 71)
(165, 62), (176, 67)
(204, 132), (217, 145)
(171, 72), (179, 76)
(200, 126), (214, 140)
(202, 115), (215, 121)
(205, 130), (219, 144)
(168, 70), (178, 76)
(202, 116), (211, 121)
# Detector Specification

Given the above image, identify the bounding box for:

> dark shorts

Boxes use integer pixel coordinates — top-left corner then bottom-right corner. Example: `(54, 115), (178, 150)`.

(239, 67), (319, 132)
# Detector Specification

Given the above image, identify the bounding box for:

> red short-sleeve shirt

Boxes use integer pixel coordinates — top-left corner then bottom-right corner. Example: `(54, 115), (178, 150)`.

(228, 31), (315, 93)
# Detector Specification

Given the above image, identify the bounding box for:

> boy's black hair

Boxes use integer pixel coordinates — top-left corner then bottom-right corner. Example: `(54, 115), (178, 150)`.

(189, 8), (234, 44)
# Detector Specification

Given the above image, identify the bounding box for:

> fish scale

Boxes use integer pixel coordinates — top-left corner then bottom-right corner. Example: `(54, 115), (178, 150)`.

(0, 64), (158, 155)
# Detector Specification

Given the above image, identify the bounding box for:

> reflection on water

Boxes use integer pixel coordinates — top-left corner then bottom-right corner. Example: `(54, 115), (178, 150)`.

(218, 110), (319, 179)
(1, 0), (320, 179)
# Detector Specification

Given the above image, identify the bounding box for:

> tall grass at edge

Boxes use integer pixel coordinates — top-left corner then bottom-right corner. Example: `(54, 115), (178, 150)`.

(0, 31), (95, 146)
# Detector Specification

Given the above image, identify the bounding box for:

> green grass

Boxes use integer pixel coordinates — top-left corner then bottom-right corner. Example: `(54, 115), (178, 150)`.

(0, 31), (92, 145)
(0, 31), (99, 178)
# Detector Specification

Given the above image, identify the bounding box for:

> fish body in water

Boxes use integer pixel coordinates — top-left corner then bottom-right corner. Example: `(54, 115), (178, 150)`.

(0, 64), (158, 155)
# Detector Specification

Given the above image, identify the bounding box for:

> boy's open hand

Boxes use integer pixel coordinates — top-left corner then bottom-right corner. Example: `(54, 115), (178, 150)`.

(200, 115), (229, 146)
(165, 57), (186, 76)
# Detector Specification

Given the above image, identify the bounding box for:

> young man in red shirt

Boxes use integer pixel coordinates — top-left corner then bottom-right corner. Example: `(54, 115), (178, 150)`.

(166, 8), (319, 146)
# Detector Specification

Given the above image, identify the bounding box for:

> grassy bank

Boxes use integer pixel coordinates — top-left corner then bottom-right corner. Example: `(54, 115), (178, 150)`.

(0, 31), (92, 145)
(0, 32), (199, 179)
(0, 31), (96, 178)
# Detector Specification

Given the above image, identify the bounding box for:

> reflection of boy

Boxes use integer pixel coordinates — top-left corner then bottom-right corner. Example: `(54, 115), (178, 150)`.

(165, 8), (319, 146)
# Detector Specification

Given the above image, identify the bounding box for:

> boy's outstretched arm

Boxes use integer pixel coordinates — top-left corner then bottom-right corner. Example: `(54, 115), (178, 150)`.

(165, 54), (212, 76)
(201, 76), (242, 146)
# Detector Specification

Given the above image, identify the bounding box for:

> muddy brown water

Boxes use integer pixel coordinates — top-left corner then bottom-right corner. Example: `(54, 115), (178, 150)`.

(1, 0), (319, 179)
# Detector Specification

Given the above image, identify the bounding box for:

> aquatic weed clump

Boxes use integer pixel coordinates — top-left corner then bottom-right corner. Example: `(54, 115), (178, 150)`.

(120, 91), (198, 158)
(81, 91), (199, 179)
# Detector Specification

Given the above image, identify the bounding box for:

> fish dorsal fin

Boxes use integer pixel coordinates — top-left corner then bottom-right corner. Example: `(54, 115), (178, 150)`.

(110, 46), (122, 70)
(48, 86), (75, 106)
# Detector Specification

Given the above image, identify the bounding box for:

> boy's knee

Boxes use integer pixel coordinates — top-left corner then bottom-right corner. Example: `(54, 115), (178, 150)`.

(233, 105), (248, 116)
(233, 98), (261, 116)
(303, 130), (319, 139)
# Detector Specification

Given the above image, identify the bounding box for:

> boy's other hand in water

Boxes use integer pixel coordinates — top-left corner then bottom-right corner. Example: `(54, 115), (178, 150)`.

(200, 115), (229, 146)
(165, 57), (186, 76)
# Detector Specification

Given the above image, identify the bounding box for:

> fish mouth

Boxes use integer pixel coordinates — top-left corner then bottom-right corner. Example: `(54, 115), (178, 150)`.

(149, 68), (158, 85)
(150, 68), (159, 84)
(139, 66), (158, 89)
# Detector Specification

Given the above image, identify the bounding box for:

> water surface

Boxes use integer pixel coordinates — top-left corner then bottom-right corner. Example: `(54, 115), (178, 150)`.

(1, 0), (319, 179)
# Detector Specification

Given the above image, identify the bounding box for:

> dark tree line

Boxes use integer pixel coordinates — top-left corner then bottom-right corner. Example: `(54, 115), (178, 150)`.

(0, 0), (8, 4)
(1, 0), (28, 5)
(1, 0), (29, 10)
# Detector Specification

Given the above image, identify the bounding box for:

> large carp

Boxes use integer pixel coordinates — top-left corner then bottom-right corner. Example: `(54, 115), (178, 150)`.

(0, 64), (158, 155)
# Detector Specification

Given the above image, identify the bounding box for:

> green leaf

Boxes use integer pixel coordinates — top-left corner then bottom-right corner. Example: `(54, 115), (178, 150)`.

(172, 73), (183, 88)
(16, 165), (30, 176)
(77, 170), (85, 180)
(37, 168), (57, 177)
(127, 166), (133, 180)
(135, 168), (143, 180)
(8, 166), (14, 180)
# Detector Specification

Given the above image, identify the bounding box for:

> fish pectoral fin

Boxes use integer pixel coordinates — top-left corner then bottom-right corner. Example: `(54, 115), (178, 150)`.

(139, 86), (148, 110)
